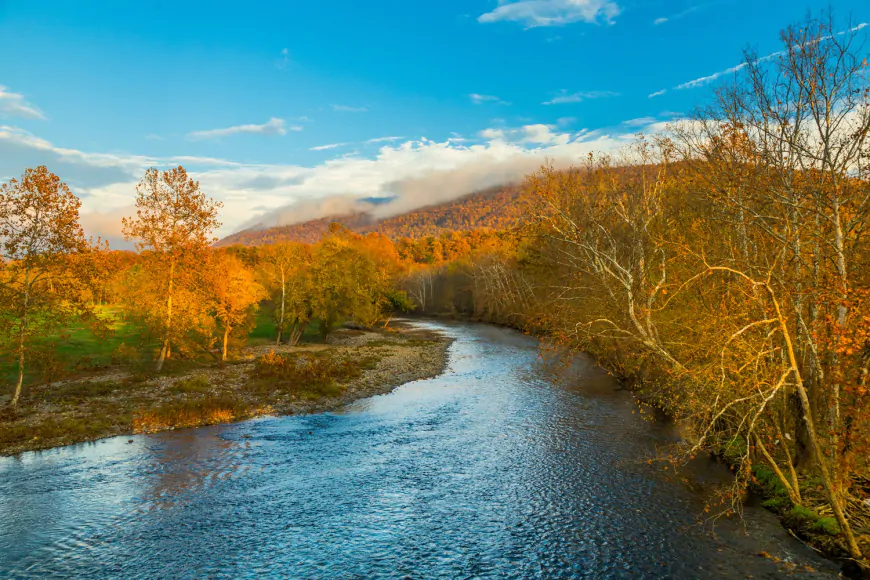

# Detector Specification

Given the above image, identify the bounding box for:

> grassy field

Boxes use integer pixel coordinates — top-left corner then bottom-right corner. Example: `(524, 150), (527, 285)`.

(0, 308), (148, 389)
(246, 309), (322, 346)
(0, 305), (321, 398)
(0, 323), (447, 456)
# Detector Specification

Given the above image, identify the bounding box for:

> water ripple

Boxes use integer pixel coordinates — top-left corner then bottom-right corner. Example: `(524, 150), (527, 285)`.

(0, 321), (839, 579)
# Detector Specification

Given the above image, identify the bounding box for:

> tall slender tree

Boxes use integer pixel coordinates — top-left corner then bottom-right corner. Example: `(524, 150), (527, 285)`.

(0, 167), (96, 406)
(258, 242), (310, 344)
(122, 167), (222, 371)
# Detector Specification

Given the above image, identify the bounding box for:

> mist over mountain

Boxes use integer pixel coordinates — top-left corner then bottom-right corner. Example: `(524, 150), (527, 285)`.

(217, 185), (526, 246)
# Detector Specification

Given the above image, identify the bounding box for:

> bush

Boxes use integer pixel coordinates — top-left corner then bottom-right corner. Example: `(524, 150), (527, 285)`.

(0, 407), (131, 448)
(722, 436), (747, 463)
(762, 496), (790, 510)
(248, 350), (369, 398)
(133, 394), (244, 433)
(172, 375), (210, 394)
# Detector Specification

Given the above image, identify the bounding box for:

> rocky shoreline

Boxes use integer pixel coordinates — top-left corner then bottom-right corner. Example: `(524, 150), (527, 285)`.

(0, 324), (452, 457)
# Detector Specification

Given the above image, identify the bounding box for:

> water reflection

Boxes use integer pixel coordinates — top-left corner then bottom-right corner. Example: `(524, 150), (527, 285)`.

(0, 321), (839, 579)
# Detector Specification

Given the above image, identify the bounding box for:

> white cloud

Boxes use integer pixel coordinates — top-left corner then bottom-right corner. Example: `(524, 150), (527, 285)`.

(521, 124), (570, 145)
(478, 0), (620, 27)
(187, 117), (297, 140)
(479, 128), (506, 140)
(676, 63), (747, 90)
(478, 123), (573, 145)
(0, 86), (46, 120)
(648, 89), (667, 98)
(675, 22), (868, 91)
(470, 93), (510, 105)
(366, 136), (405, 144)
(0, 115), (666, 245)
(653, 2), (708, 26)
(622, 116), (658, 127)
(310, 142), (349, 151)
(332, 104), (368, 113)
(543, 89), (618, 105)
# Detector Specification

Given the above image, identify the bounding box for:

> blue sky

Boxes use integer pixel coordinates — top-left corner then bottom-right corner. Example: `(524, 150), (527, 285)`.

(1, 0), (868, 243)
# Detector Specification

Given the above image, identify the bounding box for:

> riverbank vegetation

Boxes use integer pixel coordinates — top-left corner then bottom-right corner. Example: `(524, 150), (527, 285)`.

(407, 14), (870, 568)
(1, 10), (868, 572)
(0, 327), (448, 455)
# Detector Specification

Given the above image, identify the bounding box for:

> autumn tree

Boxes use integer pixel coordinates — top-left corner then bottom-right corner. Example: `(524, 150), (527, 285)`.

(122, 167), (222, 371)
(206, 252), (266, 361)
(667, 13), (870, 560)
(258, 241), (311, 344)
(306, 227), (393, 336)
(0, 167), (99, 406)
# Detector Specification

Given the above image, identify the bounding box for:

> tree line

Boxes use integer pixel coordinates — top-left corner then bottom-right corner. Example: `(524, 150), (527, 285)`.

(0, 162), (512, 404)
(2, 166), (483, 408)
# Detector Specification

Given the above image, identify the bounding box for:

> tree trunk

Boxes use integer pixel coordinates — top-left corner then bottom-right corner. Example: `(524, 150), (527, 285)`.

(277, 269), (285, 345)
(222, 326), (230, 362)
(11, 269), (30, 407)
(792, 391), (813, 470)
(288, 325), (303, 346)
(156, 260), (175, 372)
(831, 197), (847, 434)
(774, 290), (863, 560)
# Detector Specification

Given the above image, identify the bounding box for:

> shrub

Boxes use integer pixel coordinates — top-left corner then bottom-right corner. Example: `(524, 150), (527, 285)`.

(133, 394), (244, 433)
(172, 375), (210, 394)
(752, 465), (791, 505)
(248, 350), (372, 398)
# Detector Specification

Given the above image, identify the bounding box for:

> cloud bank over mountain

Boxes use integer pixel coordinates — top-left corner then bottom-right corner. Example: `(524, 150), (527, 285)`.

(0, 118), (668, 247)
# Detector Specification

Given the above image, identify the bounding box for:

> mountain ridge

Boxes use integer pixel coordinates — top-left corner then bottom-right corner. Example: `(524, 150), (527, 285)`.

(217, 186), (526, 246)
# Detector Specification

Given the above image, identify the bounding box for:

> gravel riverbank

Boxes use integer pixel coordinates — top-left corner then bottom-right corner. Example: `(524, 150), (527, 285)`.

(0, 324), (452, 457)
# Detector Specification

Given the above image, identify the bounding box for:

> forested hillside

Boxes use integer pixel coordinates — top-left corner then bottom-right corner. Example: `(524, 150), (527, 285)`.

(216, 186), (526, 246)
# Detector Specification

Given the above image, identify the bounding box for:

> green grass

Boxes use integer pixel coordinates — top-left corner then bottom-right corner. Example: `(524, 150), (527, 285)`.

(170, 375), (211, 395)
(1, 307), (151, 394)
(784, 505), (840, 536)
(3, 305), (283, 390)
(2, 303), (348, 400)
(247, 310), (278, 343)
(53, 309), (146, 363)
(246, 309), (322, 346)
(753, 465), (791, 500)
(812, 517), (841, 535)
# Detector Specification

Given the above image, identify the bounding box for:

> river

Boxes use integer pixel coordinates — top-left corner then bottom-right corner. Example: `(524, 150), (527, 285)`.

(0, 321), (840, 578)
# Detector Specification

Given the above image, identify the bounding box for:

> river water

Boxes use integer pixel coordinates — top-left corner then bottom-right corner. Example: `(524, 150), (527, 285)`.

(0, 321), (840, 578)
